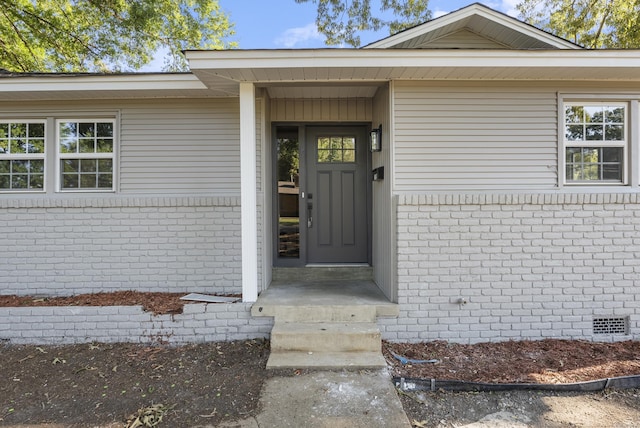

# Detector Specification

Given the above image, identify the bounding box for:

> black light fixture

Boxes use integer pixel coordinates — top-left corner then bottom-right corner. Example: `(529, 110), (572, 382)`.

(370, 124), (382, 152)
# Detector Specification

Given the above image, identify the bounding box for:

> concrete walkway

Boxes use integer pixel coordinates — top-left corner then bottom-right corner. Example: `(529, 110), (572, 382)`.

(219, 369), (411, 428)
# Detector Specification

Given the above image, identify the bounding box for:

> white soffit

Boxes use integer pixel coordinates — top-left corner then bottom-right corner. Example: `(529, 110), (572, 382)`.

(187, 49), (640, 84)
(0, 73), (238, 100)
(364, 3), (580, 50)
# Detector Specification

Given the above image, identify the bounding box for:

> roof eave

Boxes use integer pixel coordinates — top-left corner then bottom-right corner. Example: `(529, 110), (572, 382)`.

(364, 4), (581, 50)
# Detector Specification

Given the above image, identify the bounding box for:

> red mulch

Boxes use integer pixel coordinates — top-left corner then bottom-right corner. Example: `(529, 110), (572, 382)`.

(0, 291), (239, 315)
(385, 339), (640, 384)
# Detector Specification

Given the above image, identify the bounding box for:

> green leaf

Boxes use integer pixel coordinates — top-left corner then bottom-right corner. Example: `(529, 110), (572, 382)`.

(0, 0), (236, 72)
(295, 0), (431, 47)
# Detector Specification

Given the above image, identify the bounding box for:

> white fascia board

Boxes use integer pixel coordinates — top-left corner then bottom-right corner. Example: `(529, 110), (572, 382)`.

(0, 73), (207, 93)
(364, 4), (580, 50)
(187, 49), (640, 74)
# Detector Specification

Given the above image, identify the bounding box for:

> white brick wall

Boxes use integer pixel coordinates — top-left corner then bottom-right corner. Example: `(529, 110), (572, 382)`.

(0, 196), (242, 296)
(0, 303), (273, 344)
(382, 192), (640, 344)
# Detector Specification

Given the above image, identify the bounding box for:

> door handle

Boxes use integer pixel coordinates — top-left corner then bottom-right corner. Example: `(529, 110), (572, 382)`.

(307, 202), (313, 228)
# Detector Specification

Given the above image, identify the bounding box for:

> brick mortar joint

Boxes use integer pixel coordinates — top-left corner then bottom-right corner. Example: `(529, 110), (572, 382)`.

(396, 192), (640, 206)
(0, 195), (241, 209)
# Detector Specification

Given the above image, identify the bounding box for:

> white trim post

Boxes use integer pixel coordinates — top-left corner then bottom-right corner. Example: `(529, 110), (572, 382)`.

(240, 82), (258, 302)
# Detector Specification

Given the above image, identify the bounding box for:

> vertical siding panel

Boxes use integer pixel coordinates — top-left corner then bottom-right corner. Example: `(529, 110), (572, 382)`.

(372, 84), (394, 300)
(293, 100), (304, 121)
(322, 100), (331, 121)
(270, 99), (373, 122)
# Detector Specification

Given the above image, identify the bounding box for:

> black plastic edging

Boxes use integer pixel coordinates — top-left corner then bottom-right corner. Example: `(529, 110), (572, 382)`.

(394, 375), (640, 393)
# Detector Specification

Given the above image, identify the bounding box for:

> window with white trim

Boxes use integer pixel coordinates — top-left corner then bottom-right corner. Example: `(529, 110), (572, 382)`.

(564, 103), (627, 184)
(0, 121), (45, 191)
(57, 120), (115, 191)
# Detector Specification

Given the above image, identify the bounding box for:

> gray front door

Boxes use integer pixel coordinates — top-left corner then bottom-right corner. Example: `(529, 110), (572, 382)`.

(306, 126), (369, 264)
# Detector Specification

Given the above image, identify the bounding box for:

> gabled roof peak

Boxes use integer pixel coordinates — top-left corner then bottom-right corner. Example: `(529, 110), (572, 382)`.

(364, 3), (581, 50)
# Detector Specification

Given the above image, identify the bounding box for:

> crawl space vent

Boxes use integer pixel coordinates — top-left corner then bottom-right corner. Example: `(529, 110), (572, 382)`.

(593, 317), (629, 335)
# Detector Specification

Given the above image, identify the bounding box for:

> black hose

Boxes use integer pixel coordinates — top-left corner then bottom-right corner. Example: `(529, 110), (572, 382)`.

(394, 375), (640, 393)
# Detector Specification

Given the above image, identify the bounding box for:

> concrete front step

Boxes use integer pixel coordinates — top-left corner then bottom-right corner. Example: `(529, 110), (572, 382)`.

(253, 304), (379, 322)
(267, 351), (387, 369)
(270, 321), (381, 353)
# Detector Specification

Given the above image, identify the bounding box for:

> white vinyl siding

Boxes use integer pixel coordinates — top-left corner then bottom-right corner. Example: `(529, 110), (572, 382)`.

(0, 99), (243, 196)
(393, 82), (558, 190)
(119, 99), (240, 194)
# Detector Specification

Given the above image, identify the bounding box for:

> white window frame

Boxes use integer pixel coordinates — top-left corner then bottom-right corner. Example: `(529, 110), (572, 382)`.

(55, 118), (117, 193)
(0, 120), (47, 193)
(563, 101), (628, 186)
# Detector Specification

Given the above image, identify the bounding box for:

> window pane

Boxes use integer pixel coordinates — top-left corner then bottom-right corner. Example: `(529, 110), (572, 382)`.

(30, 174), (43, 189)
(31, 159), (44, 174)
(343, 149), (355, 162)
(28, 123), (44, 138)
(12, 160), (28, 173)
(60, 138), (77, 153)
(80, 159), (97, 173)
(0, 160), (8, 173)
(10, 123), (27, 138)
(97, 138), (113, 153)
(10, 139), (26, 154)
(79, 138), (95, 153)
(330, 137), (342, 150)
(11, 175), (27, 189)
(0, 175), (8, 189)
(566, 125), (583, 141)
(79, 123), (95, 138)
(60, 122), (77, 139)
(97, 159), (113, 172)
(97, 173), (112, 188)
(63, 159), (79, 173)
(97, 122), (113, 137)
(277, 128), (300, 259)
(602, 147), (622, 162)
(604, 107), (624, 123)
(317, 149), (330, 163)
(28, 138), (44, 154)
(605, 125), (623, 141)
(80, 174), (97, 188)
(318, 137), (330, 150)
(63, 173), (79, 189)
(565, 106), (584, 123)
(585, 124), (603, 140)
(584, 106), (602, 123)
(0, 124), (8, 138)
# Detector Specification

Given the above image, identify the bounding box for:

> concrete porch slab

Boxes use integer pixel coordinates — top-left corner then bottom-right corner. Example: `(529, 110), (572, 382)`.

(251, 280), (399, 320)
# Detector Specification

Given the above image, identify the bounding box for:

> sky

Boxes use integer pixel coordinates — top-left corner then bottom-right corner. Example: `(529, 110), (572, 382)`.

(218, 0), (521, 49)
(142, 1), (520, 71)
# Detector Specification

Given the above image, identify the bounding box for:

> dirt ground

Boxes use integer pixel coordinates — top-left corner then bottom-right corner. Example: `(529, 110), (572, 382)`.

(1, 293), (640, 427)
(385, 340), (640, 427)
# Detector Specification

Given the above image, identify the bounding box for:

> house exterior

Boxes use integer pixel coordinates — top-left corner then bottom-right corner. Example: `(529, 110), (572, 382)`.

(1, 3), (639, 344)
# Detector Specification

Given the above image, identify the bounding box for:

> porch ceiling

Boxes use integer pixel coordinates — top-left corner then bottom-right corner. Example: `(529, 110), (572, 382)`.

(187, 49), (640, 87)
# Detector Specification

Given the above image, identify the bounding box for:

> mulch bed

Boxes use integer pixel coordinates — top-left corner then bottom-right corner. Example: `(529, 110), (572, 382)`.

(385, 339), (640, 384)
(0, 291), (241, 315)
